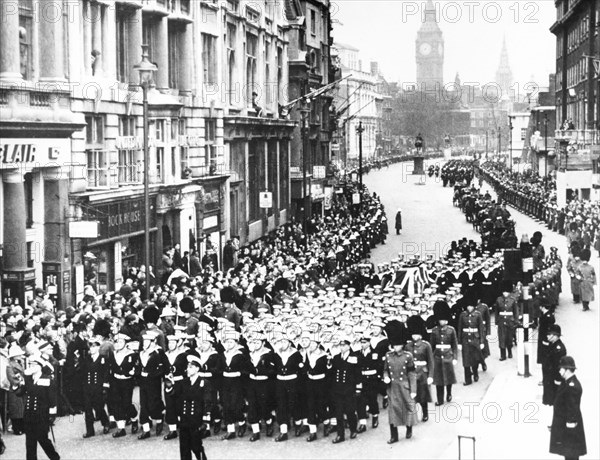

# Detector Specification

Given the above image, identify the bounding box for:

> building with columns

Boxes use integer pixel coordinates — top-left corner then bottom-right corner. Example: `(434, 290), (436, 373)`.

(0, 0), (296, 307)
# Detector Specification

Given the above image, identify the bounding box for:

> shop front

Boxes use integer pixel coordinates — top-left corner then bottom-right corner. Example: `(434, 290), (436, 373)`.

(73, 196), (158, 300)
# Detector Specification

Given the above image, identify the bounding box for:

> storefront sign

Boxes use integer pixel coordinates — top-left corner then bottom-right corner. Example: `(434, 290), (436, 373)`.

(311, 183), (324, 200)
(115, 136), (142, 150)
(85, 198), (156, 242)
(203, 215), (218, 230)
(69, 221), (99, 238)
(0, 138), (69, 169)
(62, 270), (70, 294)
(259, 191), (272, 208)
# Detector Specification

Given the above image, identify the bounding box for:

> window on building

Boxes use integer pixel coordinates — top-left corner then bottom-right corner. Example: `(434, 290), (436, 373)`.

(246, 33), (258, 106)
(85, 115), (108, 188)
(277, 48), (283, 106)
(117, 116), (139, 184)
(168, 25), (183, 89)
(310, 9), (316, 35)
(227, 23), (237, 105)
(19, 0), (34, 80)
(265, 39), (271, 104)
(204, 118), (217, 172)
(156, 147), (164, 182)
(202, 33), (217, 85)
(143, 20), (158, 67)
(155, 119), (166, 142)
(116, 6), (132, 84)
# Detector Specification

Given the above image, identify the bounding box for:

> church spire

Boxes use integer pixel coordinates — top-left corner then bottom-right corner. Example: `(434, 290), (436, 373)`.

(495, 35), (513, 100)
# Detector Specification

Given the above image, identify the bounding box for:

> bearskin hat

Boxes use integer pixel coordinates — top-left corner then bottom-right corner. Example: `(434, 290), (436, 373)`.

(180, 296), (195, 314)
(142, 306), (160, 325)
(406, 315), (427, 338)
(92, 318), (111, 338)
(433, 300), (451, 321)
(385, 320), (408, 346)
(220, 286), (237, 304)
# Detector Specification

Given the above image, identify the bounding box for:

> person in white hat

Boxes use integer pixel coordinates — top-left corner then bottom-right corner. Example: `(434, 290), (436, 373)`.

(6, 344), (26, 435)
(303, 331), (329, 442)
(163, 332), (189, 440)
(108, 333), (139, 438)
(138, 330), (168, 440)
(220, 330), (250, 440)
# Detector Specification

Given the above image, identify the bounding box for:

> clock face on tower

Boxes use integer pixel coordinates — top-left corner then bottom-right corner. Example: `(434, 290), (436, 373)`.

(419, 43), (432, 56)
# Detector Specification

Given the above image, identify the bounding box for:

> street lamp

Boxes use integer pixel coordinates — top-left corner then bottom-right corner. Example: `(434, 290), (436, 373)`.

(543, 112), (548, 177)
(508, 115), (514, 171)
(134, 44), (157, 303)
(356, 121), (364, 199)
(300, 99), (311, 230)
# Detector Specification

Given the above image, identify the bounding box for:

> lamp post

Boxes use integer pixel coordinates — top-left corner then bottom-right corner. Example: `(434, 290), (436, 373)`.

(485, 129), (489, 160)
(134, 44), (157, 303)
(300, 100), (311, 230)
(544, 112), (548, 177)
(356, 121), (364, 200)
(508, 115), (514, 171)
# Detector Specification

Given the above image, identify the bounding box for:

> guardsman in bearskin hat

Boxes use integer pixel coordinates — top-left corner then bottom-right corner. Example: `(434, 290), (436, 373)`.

(163, 330), (189, 440)
(457, 301), (485, 386)
(383, 320), (418, 443)
(328, 334), (361, 444)
(180, 297), (200, 335)
(138, 328), (168, 439)
(494, 280), (518, 360)
(404, 315), (434, 422)
(246, 330), (276, 442)
(81, 336), (110, 438)
(171, 355), (208, 460)
(356, 331), (381, 433)
(429, 301), (458, 406)
(108, 332), (139, 438)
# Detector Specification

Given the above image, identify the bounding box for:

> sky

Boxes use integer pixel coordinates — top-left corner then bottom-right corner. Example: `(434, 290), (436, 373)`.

(333, 0), (557, 94)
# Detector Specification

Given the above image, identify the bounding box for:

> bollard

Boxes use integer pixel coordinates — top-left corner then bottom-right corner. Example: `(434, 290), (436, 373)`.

(516, 326), (525, 376)
(523, 313), (531, 377)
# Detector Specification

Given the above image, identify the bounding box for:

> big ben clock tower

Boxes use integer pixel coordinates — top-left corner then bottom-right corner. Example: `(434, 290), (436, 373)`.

(416, 0), (444, 89)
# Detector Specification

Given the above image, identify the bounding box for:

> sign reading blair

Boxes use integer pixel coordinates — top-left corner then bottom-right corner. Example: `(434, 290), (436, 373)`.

(0, 139), (68, 169)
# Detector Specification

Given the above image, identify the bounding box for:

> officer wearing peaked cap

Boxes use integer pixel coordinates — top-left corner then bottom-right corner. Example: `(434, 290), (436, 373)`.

(328, 335), (361, 443)
(494, 280), (518, 361)
(16, 355), (60, 460)
(81, 336), (110, 438)
(173, 355), (208, 460)
(138, 330), (168, 439)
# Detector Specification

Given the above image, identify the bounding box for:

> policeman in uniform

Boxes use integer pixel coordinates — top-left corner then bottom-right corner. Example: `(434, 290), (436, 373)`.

(542, 325), (567, 407)
(16, 355), (60, 460)
(329, 335), (361, 443)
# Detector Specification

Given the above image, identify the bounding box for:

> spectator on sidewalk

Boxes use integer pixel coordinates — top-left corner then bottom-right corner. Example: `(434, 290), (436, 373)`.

(395, 209), (402, 235)
(550, 356), (587, 460)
